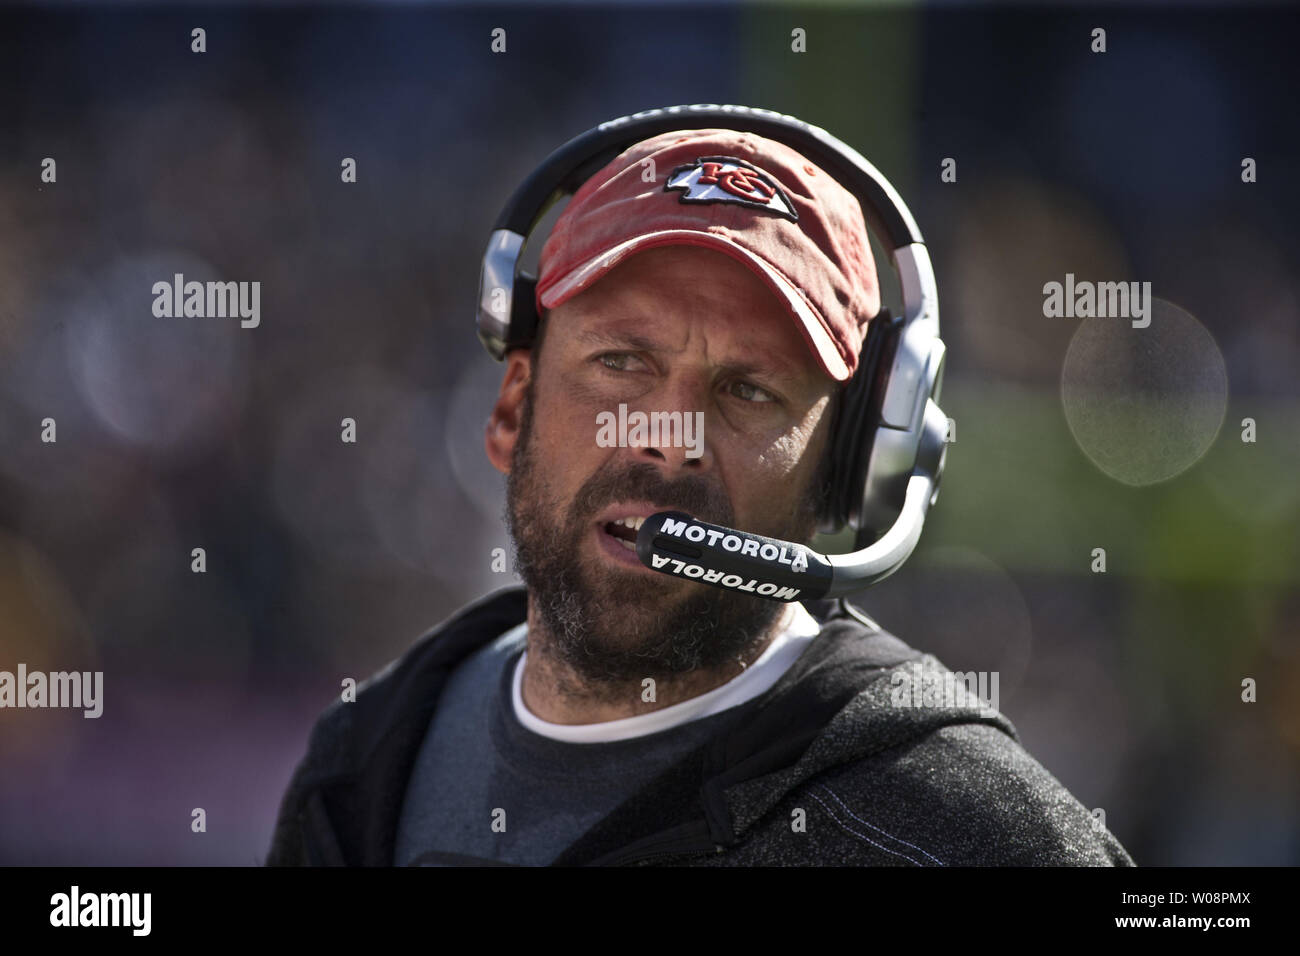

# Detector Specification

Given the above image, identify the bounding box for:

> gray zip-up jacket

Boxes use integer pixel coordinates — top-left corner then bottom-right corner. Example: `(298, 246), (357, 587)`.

(265, 586), (1135, 866)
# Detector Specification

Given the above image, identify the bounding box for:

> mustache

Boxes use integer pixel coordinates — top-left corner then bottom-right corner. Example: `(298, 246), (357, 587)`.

(571, 461), (733, 528)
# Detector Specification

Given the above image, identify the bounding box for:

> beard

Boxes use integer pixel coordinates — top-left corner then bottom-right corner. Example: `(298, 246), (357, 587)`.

(504, 376), (831, 688)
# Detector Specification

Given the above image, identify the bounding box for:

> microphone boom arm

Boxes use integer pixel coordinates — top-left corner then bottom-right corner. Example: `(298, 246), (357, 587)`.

(634, 473), (935, 603)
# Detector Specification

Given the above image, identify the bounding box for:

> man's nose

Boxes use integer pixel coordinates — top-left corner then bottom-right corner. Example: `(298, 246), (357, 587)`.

(626, 383), (713, 472)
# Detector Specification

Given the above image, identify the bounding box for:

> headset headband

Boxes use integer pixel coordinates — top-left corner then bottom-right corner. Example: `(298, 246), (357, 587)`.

(478, 104), (939, 371)
(495, 104), (924, 249)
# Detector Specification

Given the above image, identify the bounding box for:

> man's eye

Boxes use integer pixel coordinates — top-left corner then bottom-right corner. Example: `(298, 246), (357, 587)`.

(729, 380), (777, 403)
(598, 352), (644, 372)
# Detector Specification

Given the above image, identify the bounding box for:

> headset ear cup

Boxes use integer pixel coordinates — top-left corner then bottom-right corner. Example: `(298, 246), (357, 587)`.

(508, 272), (540, 352)
(817, 309), (897, 535)
(819, 363), (871, 533)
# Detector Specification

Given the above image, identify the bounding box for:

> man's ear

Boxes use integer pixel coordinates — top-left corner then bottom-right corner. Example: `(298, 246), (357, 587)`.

(485, 349), (534, 475)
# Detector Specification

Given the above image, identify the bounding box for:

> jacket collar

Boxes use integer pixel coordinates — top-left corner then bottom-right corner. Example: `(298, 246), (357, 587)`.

(303, 585), (1011, 866)
(309, 587), (527, 864)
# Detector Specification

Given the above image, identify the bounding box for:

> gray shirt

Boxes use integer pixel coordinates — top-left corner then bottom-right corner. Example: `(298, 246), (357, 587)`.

(393, 627), (752, 866)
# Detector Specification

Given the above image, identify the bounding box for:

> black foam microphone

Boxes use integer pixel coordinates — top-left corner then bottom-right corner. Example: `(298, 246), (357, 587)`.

(634, 511), (835, 602)
(636, 473), (939, 602)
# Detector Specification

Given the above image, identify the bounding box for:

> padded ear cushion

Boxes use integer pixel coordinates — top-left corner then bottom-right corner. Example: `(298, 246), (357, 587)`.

(506, 272), (540, 353)
(817, 309), (899, 532)
(818, 359), (871, 532)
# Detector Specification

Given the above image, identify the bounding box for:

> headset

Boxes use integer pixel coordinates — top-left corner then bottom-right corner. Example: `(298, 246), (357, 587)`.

(476, 104), (948, 602)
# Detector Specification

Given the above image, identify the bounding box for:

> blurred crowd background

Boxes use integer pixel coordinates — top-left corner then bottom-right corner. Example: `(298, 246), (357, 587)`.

(0, 2), (1296, 865)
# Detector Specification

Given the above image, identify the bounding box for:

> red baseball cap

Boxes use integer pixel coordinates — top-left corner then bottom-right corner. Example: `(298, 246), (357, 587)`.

(534, 128), (880, 381)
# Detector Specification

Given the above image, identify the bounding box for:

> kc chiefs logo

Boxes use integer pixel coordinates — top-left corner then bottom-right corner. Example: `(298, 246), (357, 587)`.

(664, 156), (799, 222)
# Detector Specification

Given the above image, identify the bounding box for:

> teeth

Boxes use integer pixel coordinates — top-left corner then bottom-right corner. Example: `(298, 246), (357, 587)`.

(617, 538), (636, 552)
(614, 516), (647, 531)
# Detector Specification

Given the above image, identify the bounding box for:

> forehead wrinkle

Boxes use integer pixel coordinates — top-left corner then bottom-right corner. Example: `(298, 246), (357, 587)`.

(572, 326), (679, 355)
(574, 318), (809, 389)
(713, 341), (808, 383)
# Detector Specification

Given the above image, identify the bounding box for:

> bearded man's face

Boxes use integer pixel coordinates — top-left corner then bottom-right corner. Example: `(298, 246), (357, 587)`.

(495, 245), (839, 684)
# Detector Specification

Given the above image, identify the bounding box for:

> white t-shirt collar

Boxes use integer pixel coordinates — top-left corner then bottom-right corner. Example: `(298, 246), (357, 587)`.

(510, 601), (822, 743)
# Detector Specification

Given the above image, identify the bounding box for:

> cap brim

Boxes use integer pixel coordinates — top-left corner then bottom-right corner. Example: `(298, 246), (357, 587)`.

(537, 230), (851, 381)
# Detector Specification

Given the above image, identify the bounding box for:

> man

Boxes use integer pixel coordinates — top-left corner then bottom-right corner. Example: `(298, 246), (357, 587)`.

(266, 127), (1135, 866)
